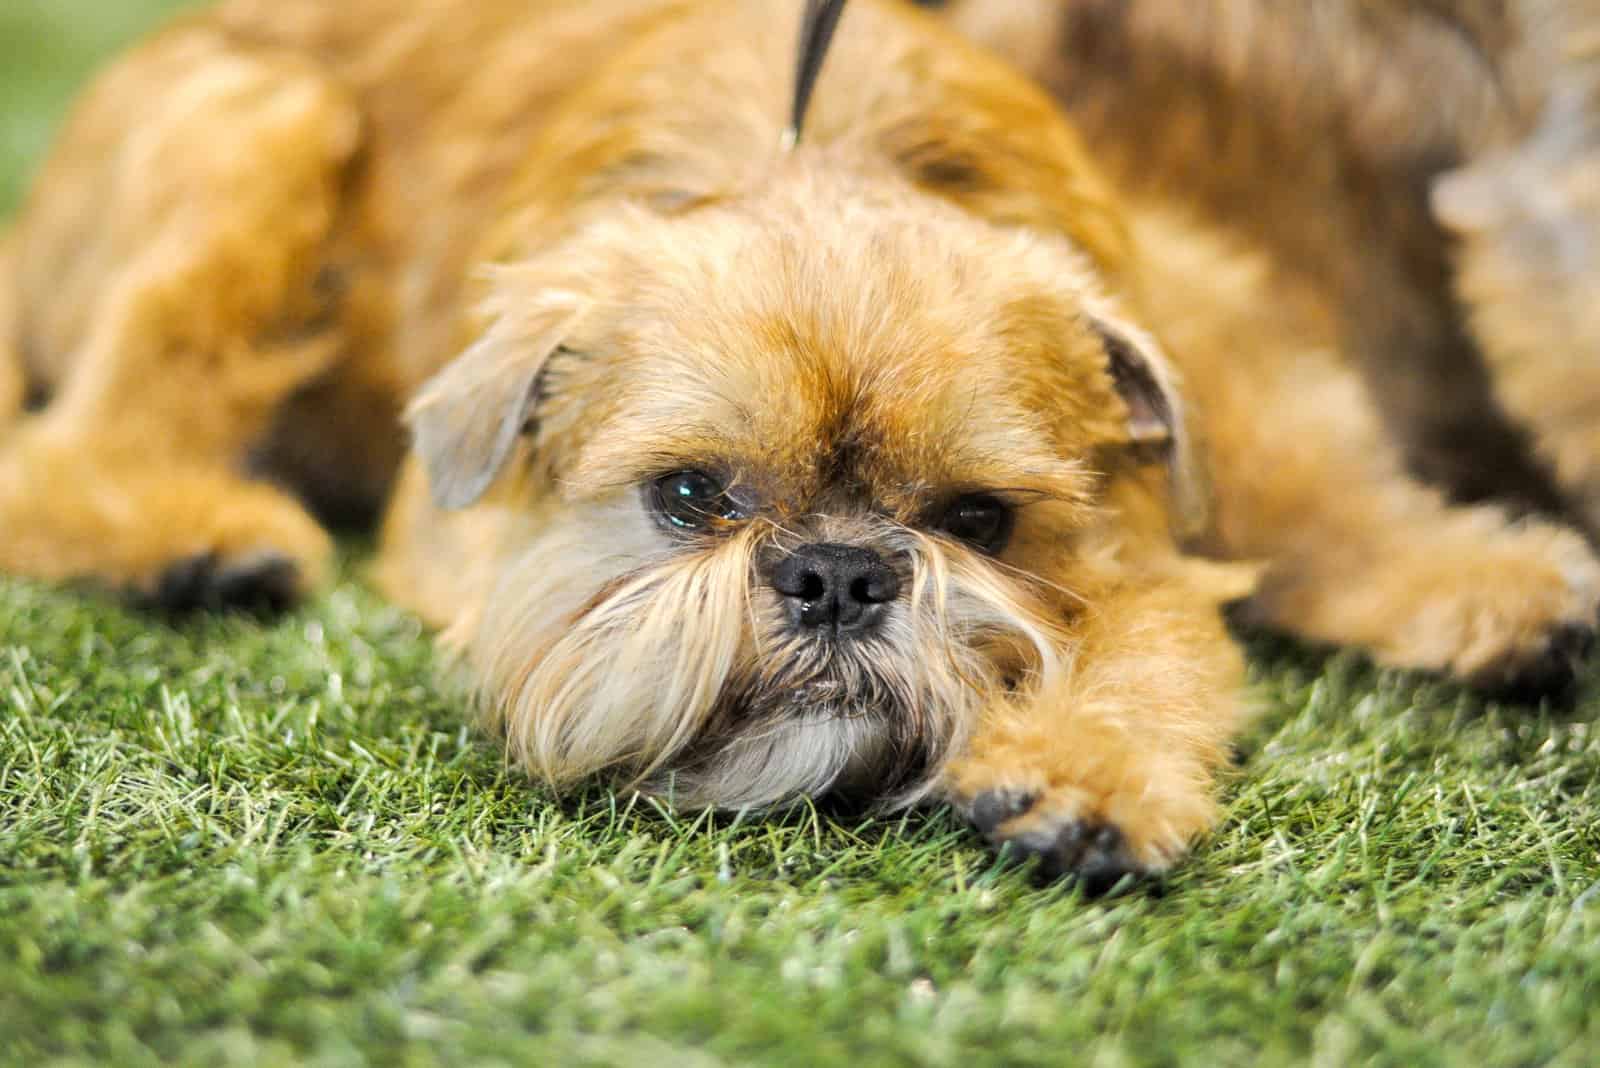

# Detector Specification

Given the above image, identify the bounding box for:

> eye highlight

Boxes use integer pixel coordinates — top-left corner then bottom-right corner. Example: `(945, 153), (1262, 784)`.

(935, 493), (1013, 554)
(649, 470), (745, 532)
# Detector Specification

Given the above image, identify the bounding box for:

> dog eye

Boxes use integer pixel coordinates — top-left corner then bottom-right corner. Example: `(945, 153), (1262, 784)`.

(936, 494), (1013, 553)
(650, 470), (743, 531)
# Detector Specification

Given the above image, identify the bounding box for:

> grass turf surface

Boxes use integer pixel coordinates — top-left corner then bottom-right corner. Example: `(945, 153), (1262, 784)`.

(5, 4), (1600, 1065)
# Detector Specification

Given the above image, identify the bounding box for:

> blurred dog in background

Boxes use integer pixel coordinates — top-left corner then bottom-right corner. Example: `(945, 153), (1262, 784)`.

(1, 0), (1596, 889)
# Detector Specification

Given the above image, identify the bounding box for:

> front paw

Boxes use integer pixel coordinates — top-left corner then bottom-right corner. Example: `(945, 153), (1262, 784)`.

(1246, 517), (1600, 701)
(972, 788), (1141, 895)
(142, 550), (306, 615)
(954, 772), (1208, 895)
(1465, 619), (1595, 700)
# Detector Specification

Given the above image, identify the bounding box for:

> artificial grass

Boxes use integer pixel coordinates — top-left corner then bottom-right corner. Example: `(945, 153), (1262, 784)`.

(5, 4), (1600, 1066)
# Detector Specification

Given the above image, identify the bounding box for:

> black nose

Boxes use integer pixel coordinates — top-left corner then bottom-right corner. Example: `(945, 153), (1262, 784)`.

(771, 542), (900, 633)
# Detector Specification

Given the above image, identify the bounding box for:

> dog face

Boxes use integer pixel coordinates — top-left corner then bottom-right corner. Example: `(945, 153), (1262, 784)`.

(408, 161), (1192, 809)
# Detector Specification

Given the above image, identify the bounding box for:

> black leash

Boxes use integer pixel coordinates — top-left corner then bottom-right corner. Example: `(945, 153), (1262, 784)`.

(786, 0), (849, 148)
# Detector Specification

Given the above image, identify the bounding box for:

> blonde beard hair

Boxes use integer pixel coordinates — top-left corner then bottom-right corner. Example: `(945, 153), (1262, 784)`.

(460, 493), (1074, 811)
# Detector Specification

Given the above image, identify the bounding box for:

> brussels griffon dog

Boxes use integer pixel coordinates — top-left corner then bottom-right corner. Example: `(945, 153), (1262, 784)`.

(3, 0), (1597, 889)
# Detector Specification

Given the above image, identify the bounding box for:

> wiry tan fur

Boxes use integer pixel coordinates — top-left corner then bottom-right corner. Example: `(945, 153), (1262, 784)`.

(1433, 1), (1600, 530)
(1133, 208), (1600, 692)
(2, 0), (1596, 887)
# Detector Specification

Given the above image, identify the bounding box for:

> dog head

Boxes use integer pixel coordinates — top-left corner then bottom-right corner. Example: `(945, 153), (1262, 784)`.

(406, 156), (1195, 810)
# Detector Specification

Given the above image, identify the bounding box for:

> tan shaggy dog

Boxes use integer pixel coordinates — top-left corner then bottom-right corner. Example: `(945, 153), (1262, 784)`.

(2, 0), (1597, 890)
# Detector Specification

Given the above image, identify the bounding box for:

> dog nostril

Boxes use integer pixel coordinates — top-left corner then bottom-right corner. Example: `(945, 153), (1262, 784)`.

(798, 571), (827, 602)
(848, 576), (881, 604)
(849, 568), (898, 605)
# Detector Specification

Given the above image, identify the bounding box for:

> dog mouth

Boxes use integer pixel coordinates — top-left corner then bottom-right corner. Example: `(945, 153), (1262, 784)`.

(729, 644), (907, 724)
(784, 676), (880, 715)
(666, 662), (939, 809)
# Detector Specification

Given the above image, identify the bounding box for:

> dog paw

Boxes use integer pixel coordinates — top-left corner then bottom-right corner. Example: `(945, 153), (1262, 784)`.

(1466, 620), (1595, 700)
(958, 781), (1179, 895)
(1421, 528), (1600, 699)
(144, 550), (306, 614)
(1251, 517), (1600, 701)
(974, 791), (1142, 895)
(968, 785), (1037, 834)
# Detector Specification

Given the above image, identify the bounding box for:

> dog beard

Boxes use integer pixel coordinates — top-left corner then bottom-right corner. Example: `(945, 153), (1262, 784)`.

(464, 494), (1071, 810)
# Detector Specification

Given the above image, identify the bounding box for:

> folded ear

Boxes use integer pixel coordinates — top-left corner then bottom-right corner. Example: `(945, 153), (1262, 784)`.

(406, 289), (587, 509)
(1091, 314), (1211, 542)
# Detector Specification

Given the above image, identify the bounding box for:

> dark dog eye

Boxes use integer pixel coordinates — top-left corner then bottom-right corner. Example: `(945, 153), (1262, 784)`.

(936, 494), (1013, 554)
(650, 470), (743, 531)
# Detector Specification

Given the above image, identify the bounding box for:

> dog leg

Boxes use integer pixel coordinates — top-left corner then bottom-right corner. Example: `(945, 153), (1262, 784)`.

(1222, 407), (1600, 698)
(1132, 207), (1600, 696)
(1237, 498), (1599, 698)
(944, 559), (1251, 890)
(0, 450), (331, 610)
(1224, 358), (1600, 697)
(0, 25), (363, 606)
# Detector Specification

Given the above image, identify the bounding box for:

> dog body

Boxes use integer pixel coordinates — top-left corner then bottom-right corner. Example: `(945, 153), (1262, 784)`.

(3, 0), (1597, 884)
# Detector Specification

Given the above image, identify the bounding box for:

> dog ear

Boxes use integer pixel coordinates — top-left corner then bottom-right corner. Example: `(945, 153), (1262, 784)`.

(1092, 315), (1211, 542)
(406, 290), (587, 510)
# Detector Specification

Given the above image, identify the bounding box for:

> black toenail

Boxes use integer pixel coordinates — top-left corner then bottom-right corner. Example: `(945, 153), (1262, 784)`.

(151, 552), (218, 613)
(969, 788), (1037, 834)
(1549, 622), (1596, 661)
(987, 815), (1144, 893)
(213, 554), (300, 614)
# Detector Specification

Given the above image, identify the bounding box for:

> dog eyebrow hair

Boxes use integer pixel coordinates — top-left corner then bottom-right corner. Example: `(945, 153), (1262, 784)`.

(981, 486), (1069, 506)
(787, 0), (849, 147)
